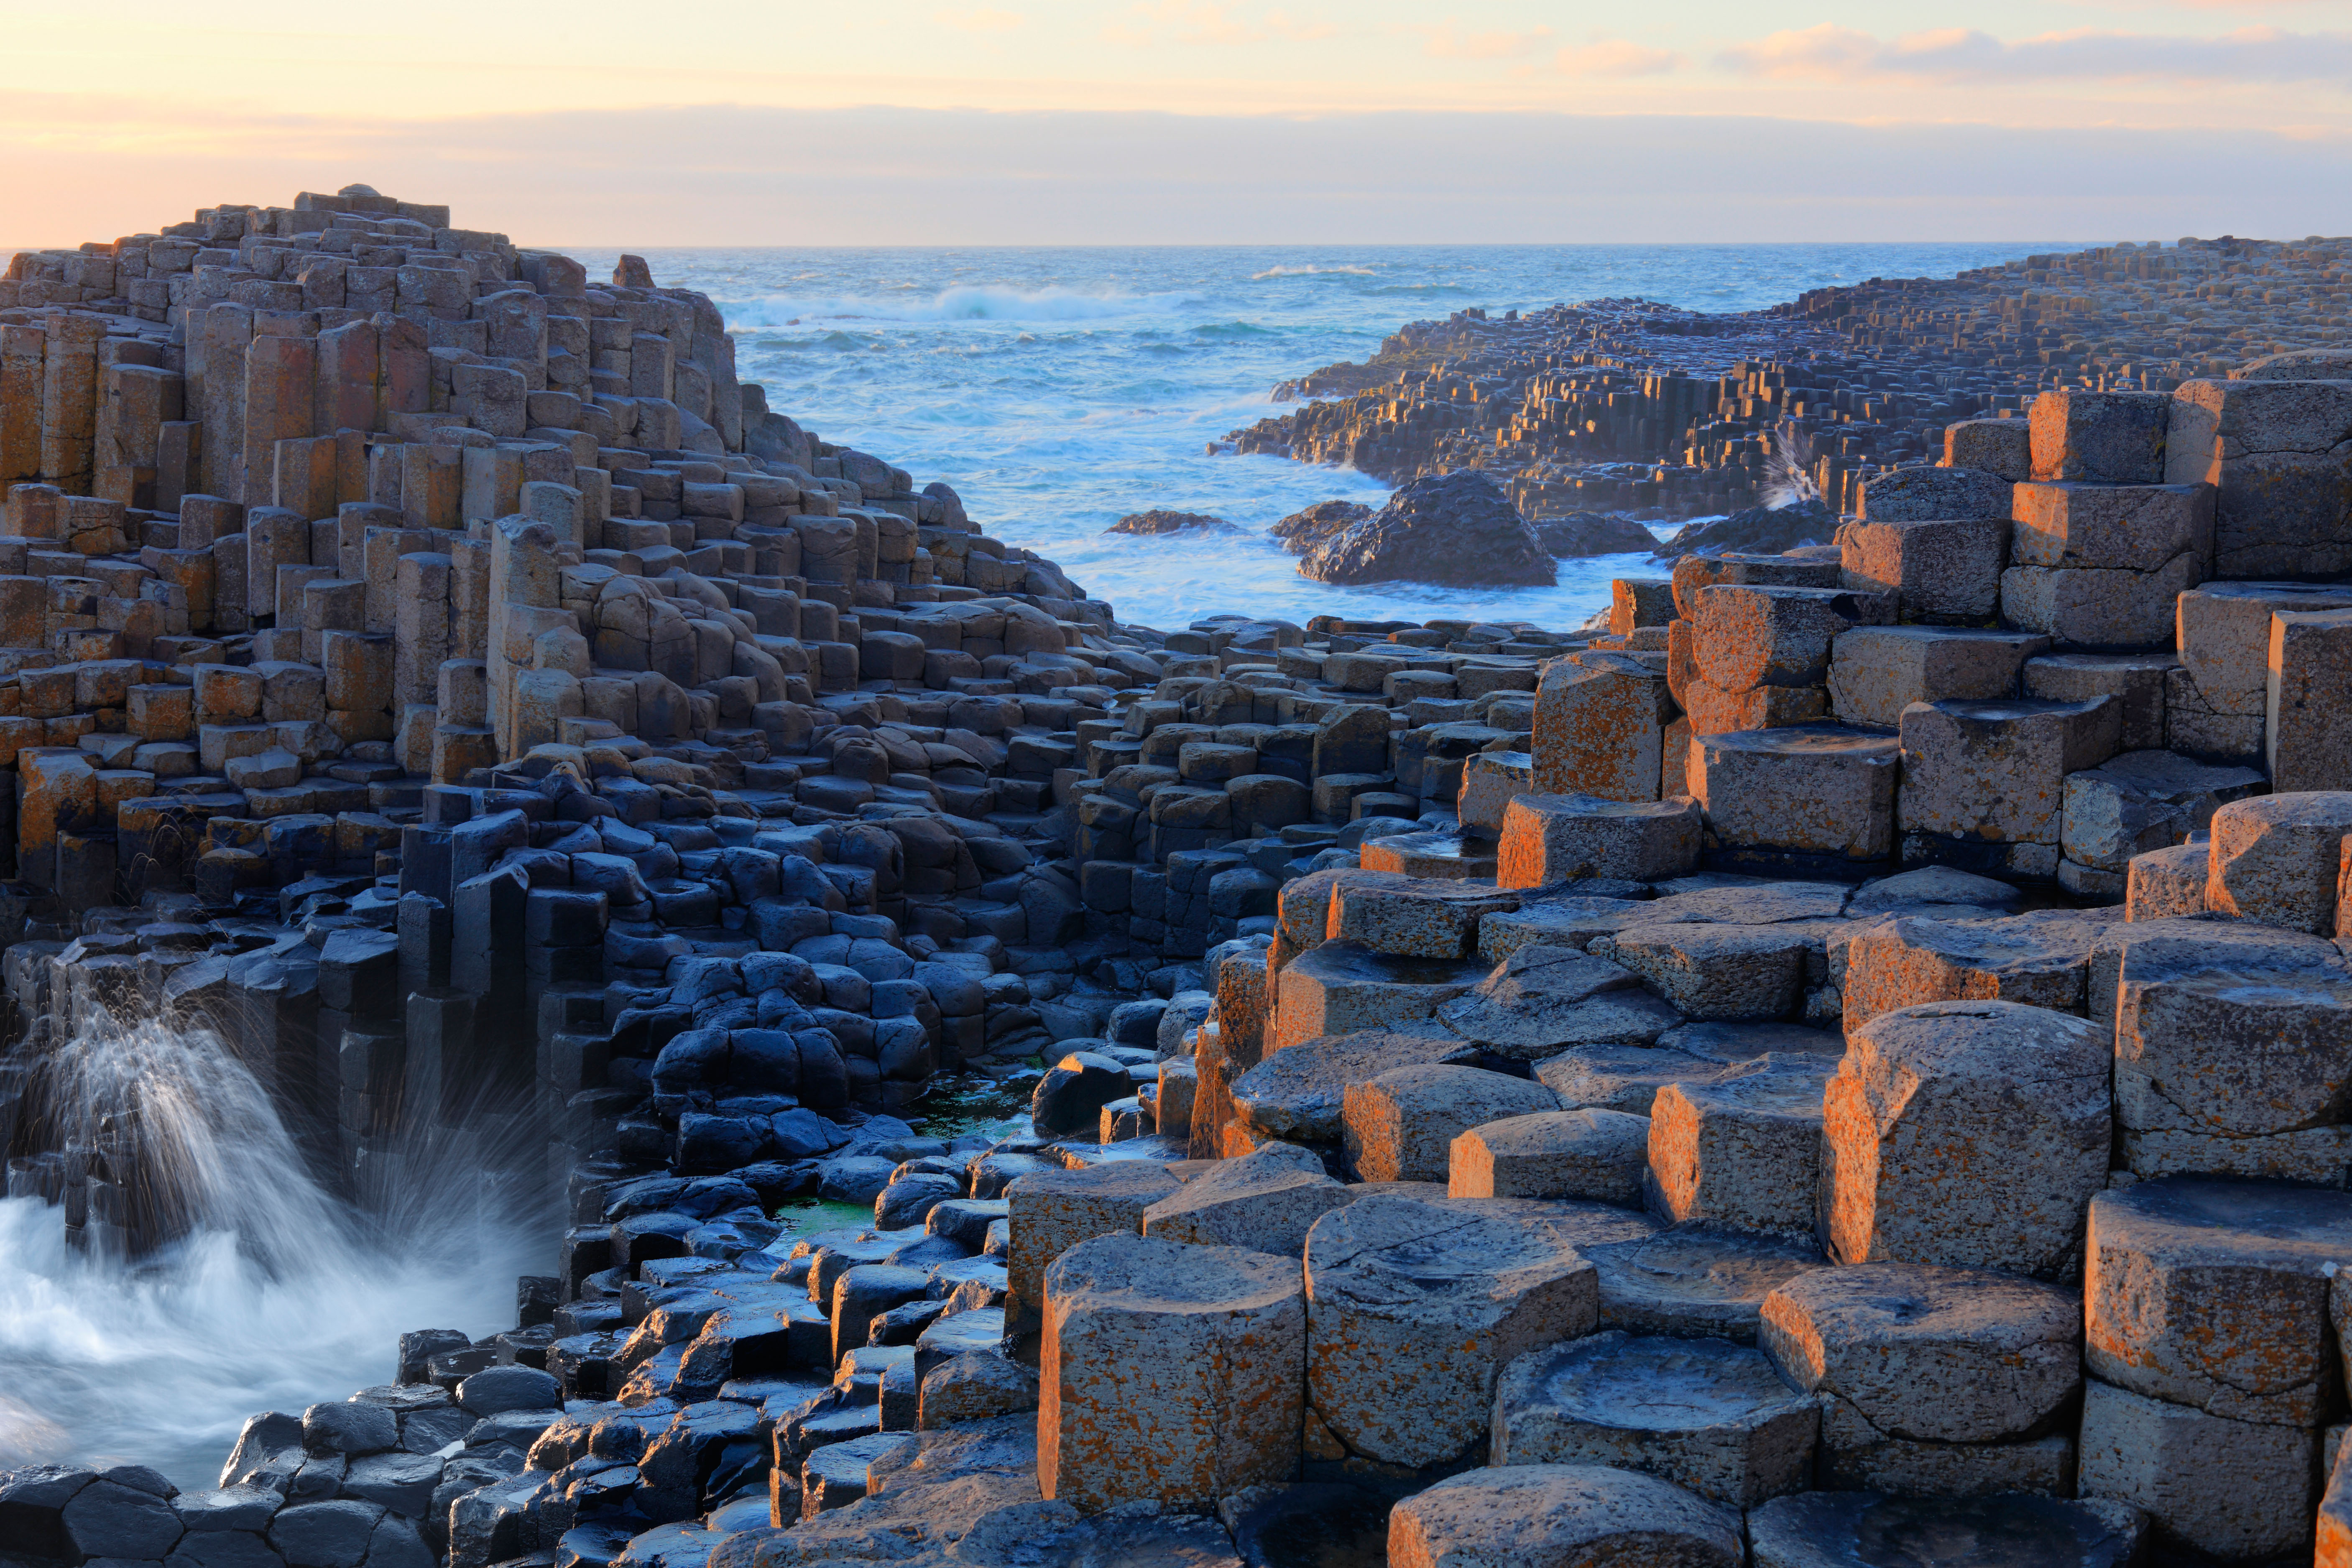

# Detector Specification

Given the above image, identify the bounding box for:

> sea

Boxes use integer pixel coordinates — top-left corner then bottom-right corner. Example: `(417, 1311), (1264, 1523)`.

(566, 243), (2053, 632)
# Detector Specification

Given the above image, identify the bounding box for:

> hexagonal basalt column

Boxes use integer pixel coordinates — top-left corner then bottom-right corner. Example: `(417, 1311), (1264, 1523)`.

(1039, 1232), (1305, 1513)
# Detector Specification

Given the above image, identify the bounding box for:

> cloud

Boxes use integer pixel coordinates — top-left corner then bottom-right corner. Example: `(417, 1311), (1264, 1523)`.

(1105, 2), (1336, 46)
(1416, 23), (1555, 60)
(933, 8), (1023, 31)
(1554, 39), (1683, 77)
(5, 98), (2348, 248)
(1719, 23), (2352, 85)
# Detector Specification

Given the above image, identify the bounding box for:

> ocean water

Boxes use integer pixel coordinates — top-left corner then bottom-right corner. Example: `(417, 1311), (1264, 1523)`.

(570, 244), (2047, 632)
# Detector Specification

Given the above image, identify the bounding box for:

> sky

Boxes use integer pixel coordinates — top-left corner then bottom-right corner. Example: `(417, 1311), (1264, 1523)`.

(2, 0), (2349, 246)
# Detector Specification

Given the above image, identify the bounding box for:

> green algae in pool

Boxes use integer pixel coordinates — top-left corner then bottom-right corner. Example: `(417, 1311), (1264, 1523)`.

(770, 1199), (875, 1238)
(912, 1069), (1043, 1139)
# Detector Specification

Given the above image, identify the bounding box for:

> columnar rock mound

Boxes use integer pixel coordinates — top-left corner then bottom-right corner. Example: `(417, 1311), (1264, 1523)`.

(1225, 234), (2352, 520)
(1298, 471), (1556, 587)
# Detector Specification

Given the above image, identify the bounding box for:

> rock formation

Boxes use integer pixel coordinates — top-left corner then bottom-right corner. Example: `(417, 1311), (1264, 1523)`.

(1223, 234), (2352, 525)
(1104, 510), (1236, 537)
(1296, 471), (1556, 588)
(4, 191), (2352, 1568)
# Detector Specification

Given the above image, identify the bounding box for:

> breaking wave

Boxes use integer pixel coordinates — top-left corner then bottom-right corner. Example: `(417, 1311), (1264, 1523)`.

(1251, 264), (1378, 279)
(722, 284), (1189, 327)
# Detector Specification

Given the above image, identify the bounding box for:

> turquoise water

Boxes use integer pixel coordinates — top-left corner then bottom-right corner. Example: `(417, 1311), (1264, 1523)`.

(572, 245), (2045, 631)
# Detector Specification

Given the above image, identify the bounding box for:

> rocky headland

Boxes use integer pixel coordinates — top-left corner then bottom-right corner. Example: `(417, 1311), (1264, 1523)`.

(2, 193), (2352, 1568)
(1223, 236), (2352, 525)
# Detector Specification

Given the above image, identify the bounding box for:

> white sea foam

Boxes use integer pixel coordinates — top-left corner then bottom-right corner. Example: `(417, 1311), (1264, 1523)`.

(1251, 264), (1377, 279)
(722, 283), (1188, 328)
(0, 1011), (544, 1489)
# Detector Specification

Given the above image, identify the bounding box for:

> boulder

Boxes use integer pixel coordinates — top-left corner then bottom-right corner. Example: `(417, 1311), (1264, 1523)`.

(1651, 500), (1835, 559)
(1760, 1263), (2080, 1445)
(2084, 1177), (2352, 1427)
(2078, 1379), (2315, 1563)
(1646, 1056), (1834, 1234)
(2205, 792), (2352, 934)
(1298, 471), (1555, 587)
(1003, 1162), (1183, 1328)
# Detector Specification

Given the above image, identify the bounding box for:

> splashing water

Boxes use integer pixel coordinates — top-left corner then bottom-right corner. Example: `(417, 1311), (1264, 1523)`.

(0, 1009), (550, 1489)
(1761, 418), (1824, 510)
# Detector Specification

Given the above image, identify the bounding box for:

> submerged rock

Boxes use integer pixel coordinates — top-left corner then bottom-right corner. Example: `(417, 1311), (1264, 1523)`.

(1108, 510), (1239, 536)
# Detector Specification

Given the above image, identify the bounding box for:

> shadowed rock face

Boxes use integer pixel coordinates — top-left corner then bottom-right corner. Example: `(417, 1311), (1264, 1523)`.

(1532, 512), (1660, 557)
(1654, 500), (1835, 560)
(1270, 500), (1373, 554)
(1298, 472), (1556, 588)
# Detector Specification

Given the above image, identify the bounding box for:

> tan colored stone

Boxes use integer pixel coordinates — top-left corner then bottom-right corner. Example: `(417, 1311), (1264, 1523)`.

(1388, 1463), (1739, 1568)
(1342, 1063), (1558, 1184)
(1326, 875), (1517, 960)
(1897, 697), (2121, 846)
(1448, 1108), (1649, 1205)
(2270, 606), (2352, 792)
(1760, 1262), (2079, 1444)
(1647, 1057), (1832, 1233)
(2116, 963), (2352, 1138)
(1491, 1331), (1817, 1508)
(1841, 908), (2120, 1033)
(1679, 677), (1826, 737)
(1823, 1001), (2110, 1278)
(2010, 480), (2211, 569)
(1304, 1195), (1598, 1469)
(1003, 1161), (1182, 1330)
(2165, 375), (2352, 579)
(1270, 940), (1484, 1052)
(1142, 1142), (1355, 1256)
(1694, 583), (1890, 692)
(1496, 791), (1698, 889)
(2085, 1177), (2352, 1427)
(2206, 791), (2352, 934)
(1039, 1233), (1304, 1514)
(1838, 516), (2009, 622)
(1531, 651), (1670, 803)
(2000, 553), (2200, 652)
(2078, 1379), (2315, 1562)
(1605, 923), (1811, 1021)
(1826, 626), (2047, 730)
